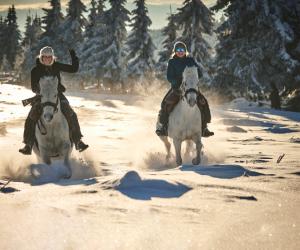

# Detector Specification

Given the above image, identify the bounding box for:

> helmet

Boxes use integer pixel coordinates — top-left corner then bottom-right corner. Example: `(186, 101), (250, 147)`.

(39, 46), (55, 65)
(173, 41), (187, 53)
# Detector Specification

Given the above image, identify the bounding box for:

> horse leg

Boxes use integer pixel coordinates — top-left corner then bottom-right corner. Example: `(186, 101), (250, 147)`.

(173, 138), (182, 166)
(184, 140), (193, 159)
(159, 136), (171, 161)
(63, 157), (72, 179)
(40, 149), (51, 165)
(62, 143), (72, 179)
(192, 136), (203, 165)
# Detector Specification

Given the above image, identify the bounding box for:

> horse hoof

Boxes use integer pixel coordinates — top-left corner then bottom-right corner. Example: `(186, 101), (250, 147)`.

(192, 158), (201, 165)
(63, 171), (72, 179)
(44, 160), (51, 165)
(176, 159), (182, 166)
(63, 167), (72, 179)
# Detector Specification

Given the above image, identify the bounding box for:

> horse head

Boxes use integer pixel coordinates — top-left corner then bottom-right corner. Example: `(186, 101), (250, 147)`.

(39, 76), (59, 123)
(181, 66), (199, 107)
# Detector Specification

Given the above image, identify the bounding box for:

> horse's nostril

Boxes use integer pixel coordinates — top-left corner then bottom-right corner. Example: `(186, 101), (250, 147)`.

(44, 114), (53, 121)
(189, 99), (196, 107)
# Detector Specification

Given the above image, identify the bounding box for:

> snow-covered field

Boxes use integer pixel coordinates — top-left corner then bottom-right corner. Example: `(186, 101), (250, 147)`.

(0, 83), (299, 250)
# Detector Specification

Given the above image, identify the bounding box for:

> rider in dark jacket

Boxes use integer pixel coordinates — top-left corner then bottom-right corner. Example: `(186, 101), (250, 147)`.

(19, 46), (89, 155)
(156, 41), (214, 137)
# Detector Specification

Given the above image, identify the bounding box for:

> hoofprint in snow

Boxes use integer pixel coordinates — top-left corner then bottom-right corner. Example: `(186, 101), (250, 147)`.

(0, 83), (299, 250)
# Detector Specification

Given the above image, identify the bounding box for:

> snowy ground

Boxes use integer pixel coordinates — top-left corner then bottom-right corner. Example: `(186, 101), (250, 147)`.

(0, 84), (299, 250)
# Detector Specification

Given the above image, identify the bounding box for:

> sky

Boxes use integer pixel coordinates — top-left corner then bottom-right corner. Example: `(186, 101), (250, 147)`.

(0, 0), (217, 31)
(0, 0), (216, 10)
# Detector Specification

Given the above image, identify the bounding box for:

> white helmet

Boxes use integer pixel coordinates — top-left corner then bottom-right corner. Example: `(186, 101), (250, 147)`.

(39, 46), (55, 65)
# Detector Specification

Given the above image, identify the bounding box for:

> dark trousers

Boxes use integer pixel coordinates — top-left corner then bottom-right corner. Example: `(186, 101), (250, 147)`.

(23, 94), (83, 146)
(158, 88), (211, 130)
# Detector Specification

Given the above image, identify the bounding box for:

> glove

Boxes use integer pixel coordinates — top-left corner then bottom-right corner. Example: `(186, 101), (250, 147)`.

(58, 84), (66, 93)
(69, 49), (76, 59)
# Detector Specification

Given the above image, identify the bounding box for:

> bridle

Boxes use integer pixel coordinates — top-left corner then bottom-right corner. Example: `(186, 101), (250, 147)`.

(40, 95), (59, 113)
(38, 94), (59, 135)
(181, 80), (199, 100)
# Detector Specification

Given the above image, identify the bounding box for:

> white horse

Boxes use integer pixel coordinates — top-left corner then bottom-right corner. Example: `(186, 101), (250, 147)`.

(160, 66), (203, 166)
(33, 77), (73, 177)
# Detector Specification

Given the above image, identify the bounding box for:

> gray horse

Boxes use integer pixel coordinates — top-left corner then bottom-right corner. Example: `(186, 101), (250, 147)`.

(160, 66), (203, 166)
(33, 77), (73, 177)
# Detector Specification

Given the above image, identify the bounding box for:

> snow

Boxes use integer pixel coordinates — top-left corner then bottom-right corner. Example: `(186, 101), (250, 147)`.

(0, 84), (300, 249)
(289, 137), (300, 143)
(226, 125), (247, 133)
(273, 18), (294, 43)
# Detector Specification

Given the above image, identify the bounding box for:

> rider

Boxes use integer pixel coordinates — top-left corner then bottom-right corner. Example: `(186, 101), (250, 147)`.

(19, 46), (89, 155)
(156, 41), (214, 137)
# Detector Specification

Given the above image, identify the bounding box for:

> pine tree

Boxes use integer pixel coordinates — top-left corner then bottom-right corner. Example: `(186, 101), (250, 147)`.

(79, 0), (107, 80)
(22, 15), (32, 47)
(31, 15), (43, 46)
(211, 0), (300, 98)
(60, 0), (87, 50)
(20, 14), (43, 80)
(97, 0), (105, 14)
(158, 7), (177, 71)
(126, 0), (156, 80)
(38, 0), (65, 61)
(42, 0), (64, 37)
(5, 5), (21, 69)
(100, 0), (130, 88)
(0, 16), (6, 68)
(1, 55), (10, 72)
(279, 0), (300, 90)
(176, 0), (214, 69)
(85, 0), (98, 38)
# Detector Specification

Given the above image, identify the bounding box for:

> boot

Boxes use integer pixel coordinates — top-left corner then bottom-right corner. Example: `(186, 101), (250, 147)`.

(155, 110), (168, 136)
(203, 127), (214, 137)
(20, 113), (37, 155)
(156, 122), (168, 136)
(19, 144), (32, 155)
(75, 140), (89, 152)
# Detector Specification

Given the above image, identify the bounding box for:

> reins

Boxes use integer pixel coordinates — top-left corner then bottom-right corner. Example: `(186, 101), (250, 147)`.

(181, 80), (199, 101)
(38, 96), (59, 136)
(40, 97), (59, 113)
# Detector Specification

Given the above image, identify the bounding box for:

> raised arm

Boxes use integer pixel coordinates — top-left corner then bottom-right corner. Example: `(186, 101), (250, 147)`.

(56, 49), (79, 73)
(191, 58), (203, 79)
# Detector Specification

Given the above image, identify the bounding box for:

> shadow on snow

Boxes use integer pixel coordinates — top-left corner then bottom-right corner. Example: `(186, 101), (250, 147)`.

(115, 171), (192, 200)
(180, 164), (267, 179)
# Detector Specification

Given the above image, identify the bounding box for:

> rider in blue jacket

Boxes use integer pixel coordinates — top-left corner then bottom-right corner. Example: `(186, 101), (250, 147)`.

(156, 41), (214, 137)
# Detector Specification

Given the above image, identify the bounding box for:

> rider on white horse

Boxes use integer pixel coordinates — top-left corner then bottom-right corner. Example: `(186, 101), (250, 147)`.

(19, 46), (89, 155)
(156, 41), (214, 137)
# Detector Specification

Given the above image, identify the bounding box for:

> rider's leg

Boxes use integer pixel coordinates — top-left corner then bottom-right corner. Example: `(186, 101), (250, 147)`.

(19, 103), (42, 155)
(156, 88), (181, 136)
(197, 92), (214, 137)
(156, 89), (172, 136)
(60, 96), (89, 152)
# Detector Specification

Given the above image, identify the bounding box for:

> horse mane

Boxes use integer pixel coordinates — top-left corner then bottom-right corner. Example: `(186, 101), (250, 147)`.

(39, 77), (58, 94)
(183, 66), (199, 84)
